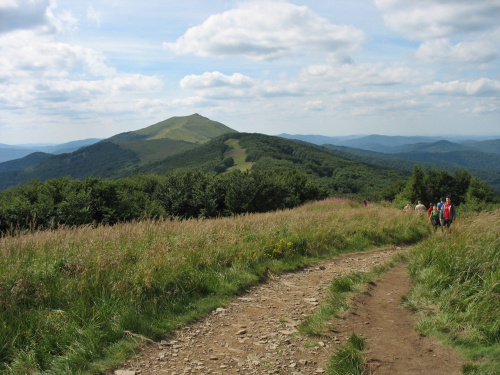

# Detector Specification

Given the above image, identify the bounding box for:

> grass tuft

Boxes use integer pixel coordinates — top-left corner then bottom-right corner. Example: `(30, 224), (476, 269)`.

(328, 333), (366, 375)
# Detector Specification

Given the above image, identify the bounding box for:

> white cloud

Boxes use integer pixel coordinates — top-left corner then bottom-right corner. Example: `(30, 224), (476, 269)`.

(0, 0), (79, 35)
(176, 61), (435, 105)
(374, 0), (500, 40)
(0, 32), (116, 81)
(1, 70), (162, 109)
(179, 70), (307, 100)
(472, 104), (499, 114)
(86, 4), (101, 27)
(301, 62), (433, 87)
(180, 72), (254, 89)
(337, 91), (424, 116)
(416, 38), (497, 64)
(0, 0), (50, 34)
(422, 78), (500, 97)
(46, 3), (78, 33)
(305, 100), (325, 111)
(164, 1), (365, 61)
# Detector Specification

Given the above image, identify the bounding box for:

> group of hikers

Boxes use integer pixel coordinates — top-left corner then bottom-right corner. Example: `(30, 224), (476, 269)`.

(404, 196), (456, 232)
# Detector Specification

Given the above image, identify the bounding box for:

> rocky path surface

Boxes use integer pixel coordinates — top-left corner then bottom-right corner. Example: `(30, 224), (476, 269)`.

(113, 246), (464, 375)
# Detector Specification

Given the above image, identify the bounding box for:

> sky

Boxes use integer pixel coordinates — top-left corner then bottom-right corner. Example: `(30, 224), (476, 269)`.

(1, 0), (500, 145)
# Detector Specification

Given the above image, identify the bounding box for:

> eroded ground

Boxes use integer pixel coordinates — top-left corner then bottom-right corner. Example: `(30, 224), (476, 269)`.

(113, 246), (465, 375)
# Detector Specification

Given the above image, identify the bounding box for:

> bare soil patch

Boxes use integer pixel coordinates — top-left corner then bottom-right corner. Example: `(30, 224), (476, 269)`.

(113, 246), (465, 375)
(336, 263), (465, 374)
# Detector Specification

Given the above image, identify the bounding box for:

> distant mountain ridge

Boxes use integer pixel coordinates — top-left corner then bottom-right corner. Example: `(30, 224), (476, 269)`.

(1, 117), (499, 193)
(0, 138), (102, 163)
(278, 133), (500, 154)
(280, 134), (500, 192)
(393, 140), (469, 154)
(0, 152), (52, 173)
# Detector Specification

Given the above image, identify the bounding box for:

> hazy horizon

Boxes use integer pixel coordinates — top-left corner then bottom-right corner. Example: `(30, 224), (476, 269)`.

(2, 131), (499, 148)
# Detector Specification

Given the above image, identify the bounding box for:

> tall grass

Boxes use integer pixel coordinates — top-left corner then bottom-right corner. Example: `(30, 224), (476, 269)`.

(406, 209), (500, 374)
(0, 201), (428, 374)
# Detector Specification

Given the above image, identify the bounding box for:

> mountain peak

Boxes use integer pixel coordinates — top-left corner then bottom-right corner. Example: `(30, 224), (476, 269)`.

(109, 114), (236, 144)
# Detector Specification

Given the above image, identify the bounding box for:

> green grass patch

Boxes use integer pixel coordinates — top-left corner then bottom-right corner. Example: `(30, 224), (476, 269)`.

(0, 202), (428, 374)
(120, 138), (197, 162)
(328, 333), (366, 375)
(224, 138), (254, 172)
(406, 209), (500, 375)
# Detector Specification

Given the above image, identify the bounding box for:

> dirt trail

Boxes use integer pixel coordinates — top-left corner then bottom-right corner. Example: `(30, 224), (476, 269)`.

(113, 246), (465, 375)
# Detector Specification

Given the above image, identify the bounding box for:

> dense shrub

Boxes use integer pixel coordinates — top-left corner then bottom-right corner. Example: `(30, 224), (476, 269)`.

(0, 169), (326, 234)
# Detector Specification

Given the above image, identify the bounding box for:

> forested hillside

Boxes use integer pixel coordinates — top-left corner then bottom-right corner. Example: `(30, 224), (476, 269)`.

(0, 152), (51, 173)
(131, 132), (411, 197)
(0, 114), (236, 191)
(321, 144), (500, 193)
(0, 142), (140, 191)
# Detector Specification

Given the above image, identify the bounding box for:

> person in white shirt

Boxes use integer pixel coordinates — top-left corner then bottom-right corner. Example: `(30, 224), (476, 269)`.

(415, 201), (426, 213)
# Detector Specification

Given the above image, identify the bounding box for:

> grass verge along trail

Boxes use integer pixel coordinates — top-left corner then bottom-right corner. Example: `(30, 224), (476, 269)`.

(1, 201), (428, 374)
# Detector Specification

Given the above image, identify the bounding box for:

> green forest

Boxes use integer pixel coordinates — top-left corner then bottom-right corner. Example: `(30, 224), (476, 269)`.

(0, 163), (497, 235)
(0, 169), (324, 233)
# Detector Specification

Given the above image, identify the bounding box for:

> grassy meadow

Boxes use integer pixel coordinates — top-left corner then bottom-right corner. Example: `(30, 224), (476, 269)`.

(406, 209), (500, 374)
(0, 200), (428, 374)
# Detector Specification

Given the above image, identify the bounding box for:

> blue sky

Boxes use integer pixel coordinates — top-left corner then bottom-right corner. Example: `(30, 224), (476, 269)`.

(1, 0), (499, 144)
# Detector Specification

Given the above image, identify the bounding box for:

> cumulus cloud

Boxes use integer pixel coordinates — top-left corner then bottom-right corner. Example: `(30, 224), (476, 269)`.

(422, 78), (500, 97)
(0, 0), (163, 114)
(164, 1), (365, 60)
(374, 0), (500, 40)
(1, 74), (163, 109)
(0, 32), (116, 82)
(416, 38), (497, 64)
(176, 61), (433, 104)
(180, 72), (254, 89)
(179, 70), (307, 100)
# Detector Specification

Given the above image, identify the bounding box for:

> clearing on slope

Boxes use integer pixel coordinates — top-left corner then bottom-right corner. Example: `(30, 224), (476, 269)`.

(224, 139), (254, 172)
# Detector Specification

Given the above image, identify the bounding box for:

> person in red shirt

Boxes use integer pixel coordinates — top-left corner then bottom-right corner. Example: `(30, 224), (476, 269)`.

(427, 203), (434, 217)
(440, 196), (456, 232)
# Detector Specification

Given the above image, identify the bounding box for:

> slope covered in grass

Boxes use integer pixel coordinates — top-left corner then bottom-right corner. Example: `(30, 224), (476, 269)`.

(0, 201), (428, 374)
(407, 209), (500, 374)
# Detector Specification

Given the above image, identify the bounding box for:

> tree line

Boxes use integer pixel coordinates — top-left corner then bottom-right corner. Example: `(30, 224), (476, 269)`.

(389, 165), (498, 211)
(1, 164), (497, 235)
(0, 169), (325, 234)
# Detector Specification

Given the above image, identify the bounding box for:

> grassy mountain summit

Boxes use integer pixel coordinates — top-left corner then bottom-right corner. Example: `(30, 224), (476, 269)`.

(107, 113), (238, 162)
(136, 113), (236, 141)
